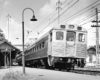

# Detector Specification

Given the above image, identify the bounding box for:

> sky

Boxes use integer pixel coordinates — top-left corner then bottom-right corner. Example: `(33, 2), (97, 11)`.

(0, 0), (100, 49)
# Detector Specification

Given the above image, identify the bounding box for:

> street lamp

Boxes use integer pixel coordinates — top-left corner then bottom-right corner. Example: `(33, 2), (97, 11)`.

(22, 8), (37, 74)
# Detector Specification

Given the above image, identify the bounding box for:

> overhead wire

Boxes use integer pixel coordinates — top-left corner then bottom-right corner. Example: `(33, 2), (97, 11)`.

(28, 0), (74, 39)
(39, 0), (79, 34)
(80, 15), (100, 42)
(60, 0), (100, 24)
(39, 0), (99, 34)
(27, 0), (69, 41)
(0, 0), (36, 44)
(49, 0), (100, 31)
(32, 0), (71, 31)
(75, 9), (95, 24)
(0, 0), (6, 18)
(28, 0), (100, 44)
(79, 9), (100, 26)
(39, 0), (100, 41)
(26, 0), (70, 42)
(0, 6), (30, 31)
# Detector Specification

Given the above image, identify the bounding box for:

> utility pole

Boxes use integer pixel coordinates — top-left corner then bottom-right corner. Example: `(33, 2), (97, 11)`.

(56, 0), (62, 24)
(91, 8), (100, 67)
(6, 14), (11, 40)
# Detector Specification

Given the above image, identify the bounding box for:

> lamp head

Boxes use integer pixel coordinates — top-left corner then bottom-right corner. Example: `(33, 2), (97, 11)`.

(30, 15), (37, 21)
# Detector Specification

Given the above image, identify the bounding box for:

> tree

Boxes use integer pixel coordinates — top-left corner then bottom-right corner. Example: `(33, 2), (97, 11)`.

(0, 28), (5, 41)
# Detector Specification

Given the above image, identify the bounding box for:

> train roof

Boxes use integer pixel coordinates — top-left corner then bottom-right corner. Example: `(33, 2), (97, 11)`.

(53, 24), (87, 32)
(25, 32), (49, 52)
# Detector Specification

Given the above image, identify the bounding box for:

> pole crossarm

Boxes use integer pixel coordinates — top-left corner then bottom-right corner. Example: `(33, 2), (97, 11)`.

(91, 20), (100, 23)
(91, 25), (100, 27)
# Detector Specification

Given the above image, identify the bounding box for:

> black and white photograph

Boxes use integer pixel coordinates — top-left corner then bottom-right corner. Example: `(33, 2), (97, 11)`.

(0, 0), (100, 80)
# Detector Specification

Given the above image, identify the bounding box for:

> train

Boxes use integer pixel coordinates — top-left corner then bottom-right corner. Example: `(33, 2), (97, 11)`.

(16, 24), (87, 71)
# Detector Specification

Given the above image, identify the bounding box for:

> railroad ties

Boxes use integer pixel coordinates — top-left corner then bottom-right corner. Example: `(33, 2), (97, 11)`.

(71, 66), (100, 76)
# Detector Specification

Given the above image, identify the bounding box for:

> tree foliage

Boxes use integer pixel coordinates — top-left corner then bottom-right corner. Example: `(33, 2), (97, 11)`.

(0, 28), (5, 41)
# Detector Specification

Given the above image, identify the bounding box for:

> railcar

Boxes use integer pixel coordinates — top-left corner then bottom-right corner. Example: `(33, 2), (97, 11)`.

(17, 24), (87, 70)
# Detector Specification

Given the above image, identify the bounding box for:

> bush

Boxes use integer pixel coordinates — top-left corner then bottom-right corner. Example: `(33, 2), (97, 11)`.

(2, 71), (36, 80)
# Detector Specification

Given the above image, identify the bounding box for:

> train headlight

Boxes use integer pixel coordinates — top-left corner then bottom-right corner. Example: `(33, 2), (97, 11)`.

(60, 58), (62, 60)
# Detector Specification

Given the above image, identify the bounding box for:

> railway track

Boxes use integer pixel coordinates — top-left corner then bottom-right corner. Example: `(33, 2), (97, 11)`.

(1, 66), (100, 76)
(70, 67), (100, 76)
(32, 66), (100, 76)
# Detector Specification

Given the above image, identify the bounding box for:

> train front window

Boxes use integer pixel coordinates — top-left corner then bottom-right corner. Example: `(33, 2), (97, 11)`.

(56, 31), (64, 40)
(67, 31), (75, 41)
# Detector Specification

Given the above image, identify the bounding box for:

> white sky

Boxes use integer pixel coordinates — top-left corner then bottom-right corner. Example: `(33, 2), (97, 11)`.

(0, 0), (100, 48)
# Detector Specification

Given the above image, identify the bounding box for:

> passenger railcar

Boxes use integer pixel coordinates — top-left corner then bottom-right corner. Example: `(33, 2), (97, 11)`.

(17, 24), (87, 70)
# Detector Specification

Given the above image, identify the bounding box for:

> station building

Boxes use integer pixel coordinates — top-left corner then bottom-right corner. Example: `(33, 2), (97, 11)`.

(0, 39), (20, 67)
(86, 47), (100, 66)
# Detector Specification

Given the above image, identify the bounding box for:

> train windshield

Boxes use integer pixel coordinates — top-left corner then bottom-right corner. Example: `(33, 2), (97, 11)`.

(56, 31), (64, 40)
(66, 31), (75, 41)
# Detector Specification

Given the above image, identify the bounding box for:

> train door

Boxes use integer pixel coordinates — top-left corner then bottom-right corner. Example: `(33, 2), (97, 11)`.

(48, 32), (52, 55)
(75, 32), (87, 67)
(52, 30), (66, 56)
(76, 32), (87, 58)
(66, 31), (76, 56)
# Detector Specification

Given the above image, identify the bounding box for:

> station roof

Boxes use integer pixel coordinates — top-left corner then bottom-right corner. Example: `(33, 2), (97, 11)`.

(0, 40), (20, 51)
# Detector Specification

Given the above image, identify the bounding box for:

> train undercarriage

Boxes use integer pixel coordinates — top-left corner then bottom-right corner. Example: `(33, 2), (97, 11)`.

(18, 56), (86, 71)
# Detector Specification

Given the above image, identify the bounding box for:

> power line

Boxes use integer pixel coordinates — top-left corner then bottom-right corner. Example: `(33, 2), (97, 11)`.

(0, 0), (6, 18)
(28, 0), (100, 43)
(80, 15), (100, 26)
(39, 0), (79, 34)
(0, 5), (32, 32)
(33, 0), (71, 31)
(79, 9), (100, 26)
(27, 0), (74, 39)
(40, 0), (99, 34)
(74, 6), (100, 25)
(59, 0), (99, 24)
(75, 9), (95, 24)
(0, 4), (33, 40)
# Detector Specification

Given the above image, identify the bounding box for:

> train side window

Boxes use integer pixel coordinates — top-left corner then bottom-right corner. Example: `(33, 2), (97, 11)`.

(78, 33), (85, 42)
(50, 33), (52, 42)
(42, 42), (45, 48)
(37, 46), (38, 51)
(35, 46), (37, 51)
(27, 51), (28, 54)
(56, 31), (63, 40)
(33, 47), (34, 52)
(38, 45), (39, 50)
(31, 49), (32, 53)
(39, 44), (41, 49)
(34, 46), (36, 52)
(67, 31), (75, 41)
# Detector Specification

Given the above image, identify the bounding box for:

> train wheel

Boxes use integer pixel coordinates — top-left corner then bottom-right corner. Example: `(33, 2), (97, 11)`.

(66, 63), (71, 71)
(66, 68), (70, 72)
